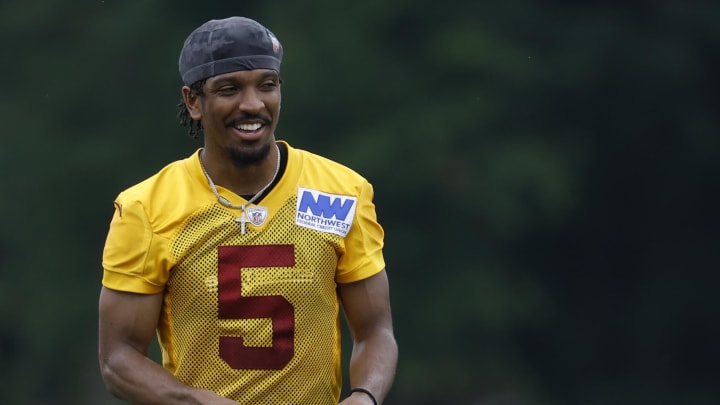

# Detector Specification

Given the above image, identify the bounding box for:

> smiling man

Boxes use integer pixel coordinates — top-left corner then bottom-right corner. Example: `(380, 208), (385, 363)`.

(98, 17), (397, 405)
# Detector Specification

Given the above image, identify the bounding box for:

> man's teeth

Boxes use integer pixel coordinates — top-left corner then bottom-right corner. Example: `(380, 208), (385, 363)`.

(237, 123), (262, 131)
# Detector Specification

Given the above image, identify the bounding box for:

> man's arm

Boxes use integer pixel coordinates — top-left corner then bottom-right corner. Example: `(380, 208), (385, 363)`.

(338, 269), (398, 405)
(98, 287), (239, 405)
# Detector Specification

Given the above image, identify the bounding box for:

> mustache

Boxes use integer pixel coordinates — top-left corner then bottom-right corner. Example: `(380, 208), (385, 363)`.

(227, 113), (272, 126)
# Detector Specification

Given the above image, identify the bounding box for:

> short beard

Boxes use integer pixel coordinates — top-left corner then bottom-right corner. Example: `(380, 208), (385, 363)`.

(228, 142), (272, 168)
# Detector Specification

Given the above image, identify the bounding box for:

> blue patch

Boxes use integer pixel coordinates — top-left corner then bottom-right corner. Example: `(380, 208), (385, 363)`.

(295, 188), (357, 237)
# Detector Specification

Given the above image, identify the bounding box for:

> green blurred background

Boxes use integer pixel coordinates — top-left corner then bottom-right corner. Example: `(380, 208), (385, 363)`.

(1, 0), (718, 403)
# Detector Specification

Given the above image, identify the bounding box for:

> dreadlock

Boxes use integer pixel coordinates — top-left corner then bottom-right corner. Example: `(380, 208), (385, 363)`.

(177, 79), (207, 139)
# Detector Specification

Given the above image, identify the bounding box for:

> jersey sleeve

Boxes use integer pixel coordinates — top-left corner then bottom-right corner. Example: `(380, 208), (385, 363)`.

(335, 180), (385, 283)
(102, 195), (172, 294)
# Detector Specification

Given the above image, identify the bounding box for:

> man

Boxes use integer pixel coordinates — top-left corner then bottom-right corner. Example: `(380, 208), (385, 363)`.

(98, 16), (397, 405)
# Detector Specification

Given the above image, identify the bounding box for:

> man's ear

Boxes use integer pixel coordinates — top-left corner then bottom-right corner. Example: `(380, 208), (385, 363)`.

(181, 86), (202, 121)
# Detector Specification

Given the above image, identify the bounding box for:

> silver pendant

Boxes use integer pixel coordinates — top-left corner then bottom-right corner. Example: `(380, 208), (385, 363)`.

(235, 206), (269, 234)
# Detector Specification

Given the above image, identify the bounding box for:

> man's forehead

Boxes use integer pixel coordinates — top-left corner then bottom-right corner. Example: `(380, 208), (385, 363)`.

(207, 69), (279, 84)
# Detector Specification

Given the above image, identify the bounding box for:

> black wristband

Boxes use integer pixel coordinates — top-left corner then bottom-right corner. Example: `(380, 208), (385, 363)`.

(349, 388), (378, 405)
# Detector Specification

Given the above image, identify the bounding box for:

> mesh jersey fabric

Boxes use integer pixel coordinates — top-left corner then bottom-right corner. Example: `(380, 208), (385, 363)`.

(101, 141), (385, 404)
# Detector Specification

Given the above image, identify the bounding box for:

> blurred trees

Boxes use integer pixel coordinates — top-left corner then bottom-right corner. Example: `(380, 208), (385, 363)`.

(1, 0), (718, 404)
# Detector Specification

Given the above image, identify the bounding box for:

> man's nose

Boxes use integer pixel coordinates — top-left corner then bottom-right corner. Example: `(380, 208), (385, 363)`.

(238, 89), (263, 112)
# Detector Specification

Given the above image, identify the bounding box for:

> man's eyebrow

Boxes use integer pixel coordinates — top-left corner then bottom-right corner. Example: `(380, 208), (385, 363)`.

(209, 71), (279, 86)
(259, 71), (280, 80)
(210, 76), (237, 85)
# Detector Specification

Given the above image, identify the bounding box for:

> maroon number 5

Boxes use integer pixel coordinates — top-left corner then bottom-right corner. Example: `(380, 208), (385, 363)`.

(217, 244), (295, 369)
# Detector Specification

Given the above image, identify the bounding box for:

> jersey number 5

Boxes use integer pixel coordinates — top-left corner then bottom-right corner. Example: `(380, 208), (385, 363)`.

(217, 244), (295, 370)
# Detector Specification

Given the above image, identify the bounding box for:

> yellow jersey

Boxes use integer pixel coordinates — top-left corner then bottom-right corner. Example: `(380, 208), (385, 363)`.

(102, 141), (385, 404)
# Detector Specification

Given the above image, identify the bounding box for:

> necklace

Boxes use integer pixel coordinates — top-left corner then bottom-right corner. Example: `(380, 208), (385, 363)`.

(199, 144), (281, 234)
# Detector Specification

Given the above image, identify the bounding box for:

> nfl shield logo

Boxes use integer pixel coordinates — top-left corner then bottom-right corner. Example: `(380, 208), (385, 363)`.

(245, 206), (269, 227)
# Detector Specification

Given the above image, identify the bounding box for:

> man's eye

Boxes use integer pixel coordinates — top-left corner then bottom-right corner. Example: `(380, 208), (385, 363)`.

(217, 87), (237, 95)
(260, 81), (278, 90)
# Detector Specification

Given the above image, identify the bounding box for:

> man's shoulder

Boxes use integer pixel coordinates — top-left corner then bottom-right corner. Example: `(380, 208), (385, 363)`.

(117, 152), (197, 202)
(287, 143), (367, 183)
